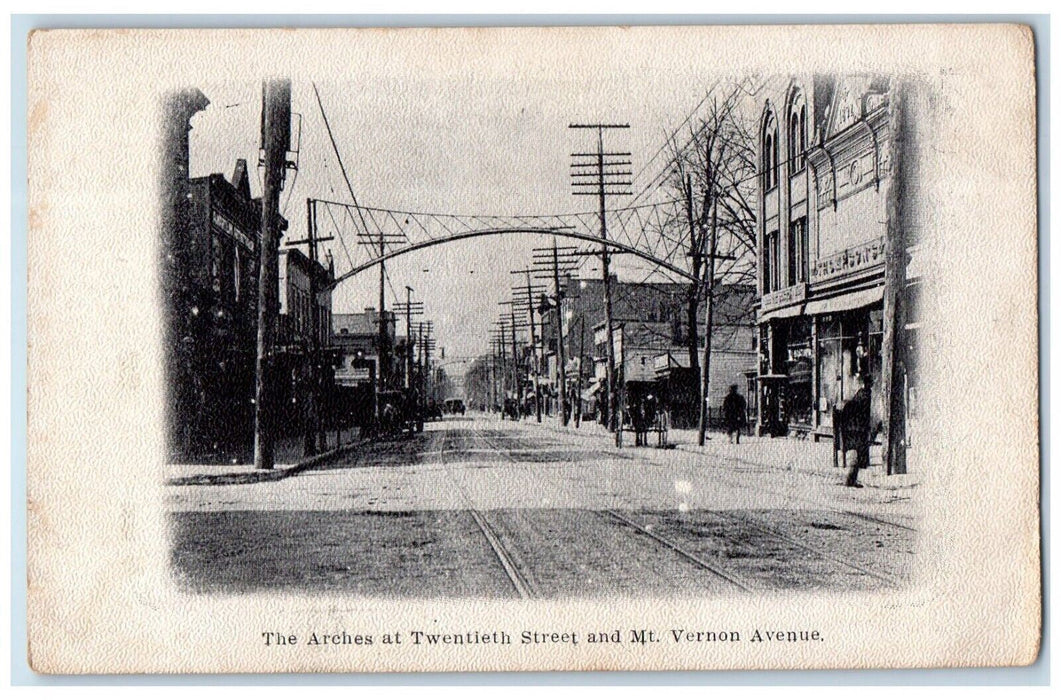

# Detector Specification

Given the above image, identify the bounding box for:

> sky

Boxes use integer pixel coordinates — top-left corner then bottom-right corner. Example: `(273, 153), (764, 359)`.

(188, 66), (740, 362)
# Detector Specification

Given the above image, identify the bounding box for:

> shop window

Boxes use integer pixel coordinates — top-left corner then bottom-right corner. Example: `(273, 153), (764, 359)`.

(815, 310), (884, 431)
(783, 318), (813, 427)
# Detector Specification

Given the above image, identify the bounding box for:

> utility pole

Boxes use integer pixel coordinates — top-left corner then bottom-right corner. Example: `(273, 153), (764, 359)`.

(531, 242), (578, 426)
(377, 227), (387, 402)
(305, 199), (321, 456)
(418, 322), (425, 427)
(511, 309), (519, 413)
(353, 216), (403, 419)
(571, 123), (631, 445)
(882, 84), (909, 475)
(511, 270), (546, 423)
(500, 302), (530, 418)
(527, 270), (542, 423)
(395, 288), (423, 389)
(697, 198), (719, 447)
(576, 316), (586, 429)
(492, 327), (507, 411)
(405, 286), (413, 387)
(489, 340), (497, 411)
(253, 78), (291, 471)
(551, 242), (569, 425)
(286, 198), (335, 456)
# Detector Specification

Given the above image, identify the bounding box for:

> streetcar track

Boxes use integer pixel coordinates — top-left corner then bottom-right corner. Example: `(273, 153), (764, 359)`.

(714, 510), (902, 587)
(441, 422), (907, 594)
(473, 425), (755, 594)
(603, 509), (756, 592)
(840, 510), (917, 532)
(435, 428), (535, 599)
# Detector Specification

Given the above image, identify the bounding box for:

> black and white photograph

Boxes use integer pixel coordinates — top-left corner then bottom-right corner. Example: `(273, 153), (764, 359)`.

(163, 73), (919, 598)
(25, 24), (1039, 673)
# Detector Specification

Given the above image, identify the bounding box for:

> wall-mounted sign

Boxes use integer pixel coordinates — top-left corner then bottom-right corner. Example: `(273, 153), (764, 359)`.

(811, 237), (885, 284)
(348, 367), (371, 381)
(211, 209), (255, 251)
(761, 283), (807, 312)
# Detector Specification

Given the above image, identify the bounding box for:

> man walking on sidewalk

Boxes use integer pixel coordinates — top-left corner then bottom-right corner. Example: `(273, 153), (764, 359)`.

(722, 385), (747, 444)
(841, 374), (876, 488)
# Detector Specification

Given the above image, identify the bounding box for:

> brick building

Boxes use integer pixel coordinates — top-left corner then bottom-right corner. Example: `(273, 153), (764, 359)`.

(538, 276), (756, 427)
(754, 75), (920, 472)
(165, 146), (277, 461)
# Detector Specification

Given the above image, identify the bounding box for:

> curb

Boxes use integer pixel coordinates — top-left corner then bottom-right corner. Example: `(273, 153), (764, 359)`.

(167, 436), (372, 487)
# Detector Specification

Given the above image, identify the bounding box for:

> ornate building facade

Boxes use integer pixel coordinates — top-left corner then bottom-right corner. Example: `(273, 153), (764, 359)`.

(756, 75), (919, 472)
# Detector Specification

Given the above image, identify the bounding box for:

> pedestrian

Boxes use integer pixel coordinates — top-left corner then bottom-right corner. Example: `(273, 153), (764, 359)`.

(642, 393), (658, 447)
(841, 374), (876, 488)
(722, 384), (747, 444)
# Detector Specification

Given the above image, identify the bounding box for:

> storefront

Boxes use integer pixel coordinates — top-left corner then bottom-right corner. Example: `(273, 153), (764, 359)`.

(812, 297), (883, 434)
(758, 283), (884, 439)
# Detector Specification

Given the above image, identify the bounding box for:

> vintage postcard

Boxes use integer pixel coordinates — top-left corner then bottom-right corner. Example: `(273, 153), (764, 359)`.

(26, 24), (1039, 673)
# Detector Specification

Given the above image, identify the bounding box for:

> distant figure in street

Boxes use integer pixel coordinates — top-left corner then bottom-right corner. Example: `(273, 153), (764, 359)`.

(840, 374), (875, 488)
(628, 396), (646, 447)
(722, 385), (747, 444)
(380, 401), (399, 436)
(642, 394), (659, 447)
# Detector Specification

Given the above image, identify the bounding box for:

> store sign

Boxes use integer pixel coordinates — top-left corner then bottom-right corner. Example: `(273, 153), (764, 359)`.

(811, 237), (885, 284)
(761, 283), (807, 312)
(347, 367), (371, 381)
(211, 209), (255, 251)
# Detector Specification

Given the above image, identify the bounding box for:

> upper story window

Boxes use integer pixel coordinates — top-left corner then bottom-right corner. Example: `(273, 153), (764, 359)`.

(762, 111), (779, 192)
(763, 229), (781, 294)
(788, 217), (809, 286)
(789, 92), (807, 174)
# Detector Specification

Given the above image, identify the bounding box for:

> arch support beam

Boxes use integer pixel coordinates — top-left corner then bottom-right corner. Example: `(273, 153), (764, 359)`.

(325, 227), (698, 291)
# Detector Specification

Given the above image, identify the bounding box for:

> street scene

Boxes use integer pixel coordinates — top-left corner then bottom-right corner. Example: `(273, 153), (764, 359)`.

(162, 71), (923, 597)
(170, 416), (916, 597)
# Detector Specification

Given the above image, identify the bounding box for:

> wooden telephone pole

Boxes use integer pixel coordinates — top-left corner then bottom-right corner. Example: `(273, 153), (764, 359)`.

(882, 84), (909, 475)
(532, 242), (579, 426)
(570, 123), (632, 445)
(395, 288), (424, 389)
(511, 270), (547, 423)
(286, 199), (335, 456)
(254, 78), (292, 471)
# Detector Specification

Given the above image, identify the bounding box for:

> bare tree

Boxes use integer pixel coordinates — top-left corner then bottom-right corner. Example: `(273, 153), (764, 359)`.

(662, 78), (761, 444)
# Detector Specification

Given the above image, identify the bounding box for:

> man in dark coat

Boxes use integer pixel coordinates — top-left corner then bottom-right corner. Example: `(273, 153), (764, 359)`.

(721, 385), (747, 444)
(841, 374), (875, 488)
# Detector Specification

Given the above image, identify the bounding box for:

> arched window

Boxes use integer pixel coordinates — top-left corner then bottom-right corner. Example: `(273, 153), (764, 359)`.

(789, 91), (807, 173)
(762, 111), (779, 191)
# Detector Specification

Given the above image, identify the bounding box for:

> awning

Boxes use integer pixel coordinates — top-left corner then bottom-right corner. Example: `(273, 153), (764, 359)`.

(759, 303), (805, 323)
(803, 285), (884, 316)
(581, 379), (603, 401)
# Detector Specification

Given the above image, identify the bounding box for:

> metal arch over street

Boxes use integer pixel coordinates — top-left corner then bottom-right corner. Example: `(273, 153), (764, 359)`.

(324, 226), (699, 291)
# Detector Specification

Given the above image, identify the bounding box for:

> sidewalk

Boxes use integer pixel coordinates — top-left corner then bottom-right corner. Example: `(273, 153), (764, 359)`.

(166, 427), (364, 486)
(521, 413), (920, 493)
